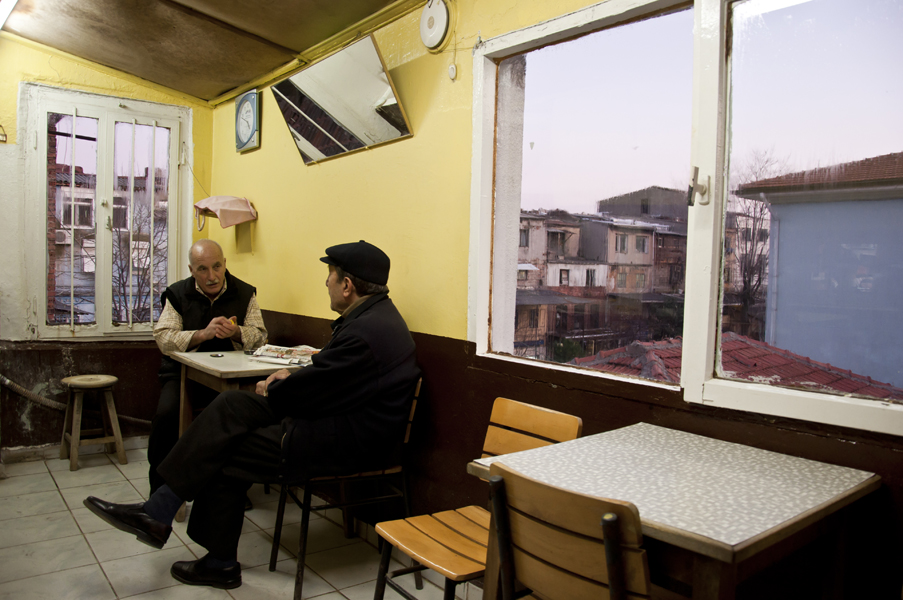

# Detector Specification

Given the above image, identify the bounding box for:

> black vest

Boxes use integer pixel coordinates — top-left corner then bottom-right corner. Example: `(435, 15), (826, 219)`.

(159, 270), (256, 378)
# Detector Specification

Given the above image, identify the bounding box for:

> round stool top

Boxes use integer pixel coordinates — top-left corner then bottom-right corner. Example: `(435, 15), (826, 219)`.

(61, 374), (118, 389)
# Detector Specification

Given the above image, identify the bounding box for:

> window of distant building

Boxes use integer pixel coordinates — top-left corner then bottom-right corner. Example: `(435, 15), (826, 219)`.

(470, 0), (903, 435)
(518, 269), (528, 281)
(636, 236), (649, 254)
(529, 308), (539, 329)
(559, 270), (569, 286)
(641, 198), (650, 214)
(636, 273), (646, 288)
(22, 84), (188, 339)
(519, 228), (529, 247)
(586, 269), (596, 287)
(657, 236), (664, 248)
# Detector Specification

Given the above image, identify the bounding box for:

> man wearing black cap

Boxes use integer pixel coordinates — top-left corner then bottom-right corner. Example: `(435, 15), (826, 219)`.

(82, 240), (419, 589)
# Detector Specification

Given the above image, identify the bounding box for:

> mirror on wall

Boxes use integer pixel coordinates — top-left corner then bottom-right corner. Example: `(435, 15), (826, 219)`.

(272, 35), (411, 164)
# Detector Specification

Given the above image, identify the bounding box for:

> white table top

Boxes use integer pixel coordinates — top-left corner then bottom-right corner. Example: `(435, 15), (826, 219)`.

(478, 423), (877, 549)
(171, 350), (301, 379)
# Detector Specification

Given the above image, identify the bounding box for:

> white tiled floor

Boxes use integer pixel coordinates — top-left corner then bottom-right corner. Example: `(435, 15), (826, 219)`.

(0, 445), (475, 600)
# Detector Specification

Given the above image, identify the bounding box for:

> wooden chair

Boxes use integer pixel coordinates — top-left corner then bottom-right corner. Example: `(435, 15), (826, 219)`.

(374, 398), (583, 600)
(268, 378), (422, 600)
(486, 461), (681, 600)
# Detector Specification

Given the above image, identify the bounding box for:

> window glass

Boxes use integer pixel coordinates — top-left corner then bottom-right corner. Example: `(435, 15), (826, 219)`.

(721, 0), (903, 400)
(506, 7), (692, 372)
(47, 114), (98, 325)
(112, 122), (170, 324)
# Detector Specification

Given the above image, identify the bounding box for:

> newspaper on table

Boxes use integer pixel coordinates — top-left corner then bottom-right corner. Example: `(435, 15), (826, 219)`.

(251, 344), (320, 366)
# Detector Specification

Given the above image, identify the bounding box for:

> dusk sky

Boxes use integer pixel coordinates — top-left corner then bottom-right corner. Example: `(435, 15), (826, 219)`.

(518, 0), (903, 214)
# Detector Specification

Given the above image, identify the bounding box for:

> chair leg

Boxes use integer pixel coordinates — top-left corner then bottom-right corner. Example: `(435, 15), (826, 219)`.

(293, 487), (314, 600)
(69, 391), (84, 471)
(269, 484), (289, 571)
(400, 473), (424, 590)
(373, 538), (392, 600)
(103, 389), (128, 465)
(60, 389), (73, 460)
(443, 578), (458, 600)
(340, 480), (356, 539)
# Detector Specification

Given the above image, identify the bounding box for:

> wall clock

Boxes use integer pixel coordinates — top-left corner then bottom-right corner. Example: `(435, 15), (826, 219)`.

(420, 0), (451, 52)
(235, 90), (260, 152)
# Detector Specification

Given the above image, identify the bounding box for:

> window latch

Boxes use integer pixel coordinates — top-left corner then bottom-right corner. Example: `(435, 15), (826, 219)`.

(687, 166), (710, 206)
(106, 216), (113, 231)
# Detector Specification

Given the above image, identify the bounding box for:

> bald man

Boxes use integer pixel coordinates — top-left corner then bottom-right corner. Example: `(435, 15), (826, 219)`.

(148, 239), (267, 495)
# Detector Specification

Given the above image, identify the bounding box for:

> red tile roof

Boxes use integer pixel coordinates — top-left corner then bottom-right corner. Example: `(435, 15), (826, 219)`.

(736, 151), (903, 194)
(570, 333), (903, 404)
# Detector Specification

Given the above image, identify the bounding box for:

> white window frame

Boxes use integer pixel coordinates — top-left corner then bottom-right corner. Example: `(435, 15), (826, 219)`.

(467, 0), (903, 435)
(21, 84), (192, 341)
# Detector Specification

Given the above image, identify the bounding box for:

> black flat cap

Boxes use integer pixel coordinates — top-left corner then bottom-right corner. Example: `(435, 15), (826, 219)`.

(320, 240), (390, 285)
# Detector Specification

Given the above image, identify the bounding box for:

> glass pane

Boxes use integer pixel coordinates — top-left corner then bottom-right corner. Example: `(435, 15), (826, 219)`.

(499, 8), (692, 379)
(46, 113), (98, 325)
(112, 122), (170, 324)
(722, 0), (903, 400)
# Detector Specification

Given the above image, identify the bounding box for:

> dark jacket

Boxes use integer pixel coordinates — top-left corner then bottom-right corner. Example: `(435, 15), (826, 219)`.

(267, 293), (420, 480)
(159, 270), (256, 378)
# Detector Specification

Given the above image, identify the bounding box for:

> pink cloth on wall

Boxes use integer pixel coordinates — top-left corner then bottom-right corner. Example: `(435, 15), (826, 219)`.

(194, 196), (257, 228)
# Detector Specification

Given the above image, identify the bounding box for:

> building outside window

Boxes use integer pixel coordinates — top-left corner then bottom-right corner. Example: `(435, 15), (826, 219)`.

(615, 233), (628, 254)
(559, 269), (569, 286)
(636, 273), (646, 289)
(617, 271), (627, 288)
(519, 228), (529, 247)
(586, 269), (596, 287)
(636, 235), (649, 254)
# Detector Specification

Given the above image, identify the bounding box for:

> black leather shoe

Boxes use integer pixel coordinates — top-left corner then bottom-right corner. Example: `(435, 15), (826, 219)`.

(83, 496), (172, 549)
(171, 557), (242, 589)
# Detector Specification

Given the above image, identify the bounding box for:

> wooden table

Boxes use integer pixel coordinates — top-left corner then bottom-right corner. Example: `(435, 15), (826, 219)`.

(170, 350), (301, 434)
(471, 422), (880, 600)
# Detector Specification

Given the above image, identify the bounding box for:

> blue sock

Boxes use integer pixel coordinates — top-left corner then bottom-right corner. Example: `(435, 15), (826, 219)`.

(203, 554), (239, 569)
(143, 484), (183, 526)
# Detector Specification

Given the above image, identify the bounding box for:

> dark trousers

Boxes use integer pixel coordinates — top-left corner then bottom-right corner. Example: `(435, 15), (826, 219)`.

(147, 378), (218, 494)
(157, 389), (283, 560)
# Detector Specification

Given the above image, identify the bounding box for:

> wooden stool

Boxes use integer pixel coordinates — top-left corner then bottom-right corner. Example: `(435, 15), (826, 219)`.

(60, 374), (128, 471)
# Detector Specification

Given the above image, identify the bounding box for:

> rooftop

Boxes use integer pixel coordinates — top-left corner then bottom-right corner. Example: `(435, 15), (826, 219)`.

(570, 333), (903, 403)
(736, 151), (903, 195)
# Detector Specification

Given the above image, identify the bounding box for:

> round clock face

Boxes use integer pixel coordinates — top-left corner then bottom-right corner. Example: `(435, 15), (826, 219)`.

(238, 99), (255, 143)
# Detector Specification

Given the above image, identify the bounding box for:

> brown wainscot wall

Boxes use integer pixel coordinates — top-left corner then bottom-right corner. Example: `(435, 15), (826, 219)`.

(0, 341), (159, 449)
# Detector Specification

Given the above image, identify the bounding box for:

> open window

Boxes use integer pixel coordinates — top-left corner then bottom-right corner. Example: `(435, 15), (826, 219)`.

(469, 0), (903, 435)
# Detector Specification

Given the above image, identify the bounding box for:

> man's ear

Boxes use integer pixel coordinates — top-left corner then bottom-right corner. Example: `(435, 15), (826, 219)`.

(343, 277), (356, 297)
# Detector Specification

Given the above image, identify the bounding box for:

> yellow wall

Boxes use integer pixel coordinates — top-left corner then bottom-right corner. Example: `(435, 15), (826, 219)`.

(0, 31), (213, 213)
(208, 0), (600, 338)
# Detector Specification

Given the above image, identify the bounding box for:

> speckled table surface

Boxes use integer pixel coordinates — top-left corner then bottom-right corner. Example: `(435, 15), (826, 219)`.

(475, 422), (878, 550)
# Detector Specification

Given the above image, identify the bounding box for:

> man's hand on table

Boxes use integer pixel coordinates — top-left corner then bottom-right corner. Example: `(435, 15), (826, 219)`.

(256, 369), (292, 396)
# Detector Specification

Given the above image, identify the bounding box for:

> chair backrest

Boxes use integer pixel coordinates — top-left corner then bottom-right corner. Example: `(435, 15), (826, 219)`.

(481, 397), (583, 459)
(403, 378), (422, 445)
(488, 461), (651, 600)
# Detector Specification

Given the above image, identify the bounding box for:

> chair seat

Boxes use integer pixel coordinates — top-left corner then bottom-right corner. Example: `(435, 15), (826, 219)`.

(376, 505), (490, 582)
(62, 374), (118, 389)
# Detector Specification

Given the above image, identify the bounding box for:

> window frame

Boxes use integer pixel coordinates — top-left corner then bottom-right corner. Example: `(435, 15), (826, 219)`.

(467, 0), (903, 434)
(22, 84), (192, 341)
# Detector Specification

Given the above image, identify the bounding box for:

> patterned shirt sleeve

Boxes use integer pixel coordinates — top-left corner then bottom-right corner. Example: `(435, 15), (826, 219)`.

(237, 294), (267, 351)
(153, 301), (194, 355)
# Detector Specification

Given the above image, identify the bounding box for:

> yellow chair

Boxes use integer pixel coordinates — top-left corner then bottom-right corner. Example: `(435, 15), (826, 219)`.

(373, 398), (583, 600)
(487, 461), (686, 600)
